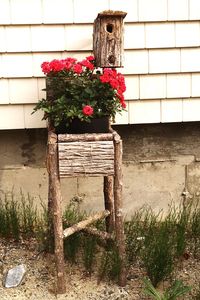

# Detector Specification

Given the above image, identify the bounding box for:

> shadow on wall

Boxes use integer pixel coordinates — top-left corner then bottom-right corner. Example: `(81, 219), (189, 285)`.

(0, 129), (48, 203)
(0, 128), (87, 211)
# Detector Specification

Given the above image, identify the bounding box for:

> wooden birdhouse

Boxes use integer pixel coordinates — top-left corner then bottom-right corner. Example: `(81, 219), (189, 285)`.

(93, 10), (127, 68)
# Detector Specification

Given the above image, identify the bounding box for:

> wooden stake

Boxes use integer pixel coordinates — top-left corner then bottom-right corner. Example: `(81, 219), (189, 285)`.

(113, 132), (127, 287)
(63, 210), (110, 238)
(83, 226), (114, 241)
(104, 176), (115, 233)
(47, 174), (55, 253)
(47, 132), (66, 294)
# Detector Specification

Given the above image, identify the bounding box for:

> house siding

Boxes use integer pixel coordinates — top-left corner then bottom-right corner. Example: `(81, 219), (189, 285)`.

(1, 0), (200, 129)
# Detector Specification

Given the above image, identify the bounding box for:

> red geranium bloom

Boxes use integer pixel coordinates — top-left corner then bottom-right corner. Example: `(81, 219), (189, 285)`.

(109, 79), (119, 89)
(86, 55), (95, 61)
(49, 59), (64, 72)
(121, 101), (126, 109)
(80, 59), (94, 70)
(73, 63), (83, 74)
(41, 62), (51, 74)
(100, 74), (110, 83)
(82, 105), (94, 116)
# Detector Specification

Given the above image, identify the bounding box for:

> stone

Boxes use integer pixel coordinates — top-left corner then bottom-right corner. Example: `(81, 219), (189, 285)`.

(4, 264), (26, 288)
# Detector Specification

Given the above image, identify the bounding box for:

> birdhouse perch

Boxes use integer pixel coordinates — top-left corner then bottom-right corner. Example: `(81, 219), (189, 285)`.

(93, 10), (127, 68)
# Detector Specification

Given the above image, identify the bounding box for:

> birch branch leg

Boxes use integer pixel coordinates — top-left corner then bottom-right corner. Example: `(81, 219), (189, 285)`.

(113, 133), (127, 287)
(104, 176), (114, 233)
(48, 132), (66, 294)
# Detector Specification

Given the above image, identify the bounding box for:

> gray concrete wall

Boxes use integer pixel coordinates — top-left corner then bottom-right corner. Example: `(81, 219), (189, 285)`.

(1, 123), (200, 216)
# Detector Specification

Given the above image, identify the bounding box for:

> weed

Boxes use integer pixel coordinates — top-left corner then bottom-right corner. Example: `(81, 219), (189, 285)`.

(82, 234), (97, 274)
(98, 244), (121, 282)
(143, 277), (191, 300)
(35, 200), (50, 252)
(125, 208), (144, 263)
(0, 193), (20, 240)
(63, 197), (85, 263)
(190, 199), (200, 258)
(142, 220), (175, 287)
(175, 202), (191, 258)
(20, 191), (38, 237)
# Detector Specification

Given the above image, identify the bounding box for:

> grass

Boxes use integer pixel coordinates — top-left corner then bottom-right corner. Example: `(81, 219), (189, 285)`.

(142, 220), (176, 287)
(125, 200), (200, 288)
(98, 244), (121, 283)
(143, 277), (191, 300)
(0, 191), (47, 244)
(1, 190), (200, 294)
(0, 193), (21, 240)
(189, 198), (200, 258)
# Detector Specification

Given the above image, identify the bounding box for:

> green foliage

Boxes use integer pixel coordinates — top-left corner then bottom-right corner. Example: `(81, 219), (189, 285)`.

(142, 220), (176, 287)
(143, 277), (191, 300)
(64, 233), (81, 263)
(98, 244), (121, 283)
(125, 208), (145, 263)
(0, 193), (20, 240)
(189, 199), (200, 258)
(82, 234), (97, 274)
(0, 191), (47, 244)
(34, 200), (50, 252)
(175, 202), (191, 258)
(20, 191), (38, 237)
(125, 201), (200, 288)
(2, 190), (200, 293)
(63, 197), (85, 263)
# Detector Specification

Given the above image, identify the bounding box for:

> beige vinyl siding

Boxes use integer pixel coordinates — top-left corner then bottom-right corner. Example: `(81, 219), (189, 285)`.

(1, 0), (200, 129)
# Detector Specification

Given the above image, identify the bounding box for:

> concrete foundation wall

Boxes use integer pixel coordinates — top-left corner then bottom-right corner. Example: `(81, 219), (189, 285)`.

(1, 123), (200, 216)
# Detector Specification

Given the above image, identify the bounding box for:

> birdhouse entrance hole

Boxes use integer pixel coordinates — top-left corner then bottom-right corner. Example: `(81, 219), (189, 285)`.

(106, 23), (113, 33)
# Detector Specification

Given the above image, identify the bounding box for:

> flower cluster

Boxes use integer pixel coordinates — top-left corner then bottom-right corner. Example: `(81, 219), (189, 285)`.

(33, 55), (126, 128)
(41, 56), (94, 75)
(100, 68), (126, 109)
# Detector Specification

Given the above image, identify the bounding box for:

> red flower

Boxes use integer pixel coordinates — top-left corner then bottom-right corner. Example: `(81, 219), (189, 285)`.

(82, 105), (94, 116)
(49, 59), (64, 72)
(86, 55), (95, 61)
(121, 101), (126, 109)
(100, 74), (110, 83)
(73, 63), (83, 74)
(103, 68), (116, 77)
(80, 59), (94, 70)
(41, 62), (51, 74)
(109, 79), (119, 89)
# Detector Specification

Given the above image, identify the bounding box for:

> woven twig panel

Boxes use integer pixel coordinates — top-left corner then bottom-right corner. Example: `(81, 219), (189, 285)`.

(58, 140), (114, 177)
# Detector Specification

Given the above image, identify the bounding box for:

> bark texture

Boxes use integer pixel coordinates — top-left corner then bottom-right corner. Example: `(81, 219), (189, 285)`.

(93, 11), (127, 68)
(104, 176), (115, 233)
(47, 132), (66, 294)
(63, 210), (110, 238)
(113, 132), (127, 287)
(58, 140), (114, 177)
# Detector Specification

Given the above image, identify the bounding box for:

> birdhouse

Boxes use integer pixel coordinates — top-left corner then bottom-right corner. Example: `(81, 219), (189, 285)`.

(93, 10), (127, 68)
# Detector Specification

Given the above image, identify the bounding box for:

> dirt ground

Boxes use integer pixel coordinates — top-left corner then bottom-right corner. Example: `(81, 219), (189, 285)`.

(0, 239), (199, 300)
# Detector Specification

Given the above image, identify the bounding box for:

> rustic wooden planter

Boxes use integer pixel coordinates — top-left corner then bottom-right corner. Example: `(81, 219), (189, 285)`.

(58, 133), (114, 177)
(47, 130), (126, 293)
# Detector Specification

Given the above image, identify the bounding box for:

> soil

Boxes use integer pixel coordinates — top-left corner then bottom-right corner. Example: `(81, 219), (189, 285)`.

(0, 239), (200, 300)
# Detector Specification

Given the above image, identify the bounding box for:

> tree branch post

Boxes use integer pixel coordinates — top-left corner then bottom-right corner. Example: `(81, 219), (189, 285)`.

(113, 132), (127, 287)
(47, 132), (66, 294)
